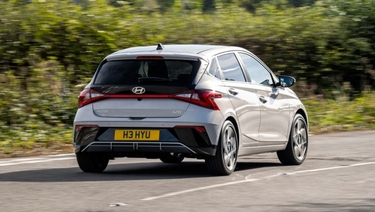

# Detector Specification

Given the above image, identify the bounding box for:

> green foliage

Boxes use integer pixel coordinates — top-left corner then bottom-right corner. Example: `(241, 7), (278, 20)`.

(304, 93), (375, 133)
(328, 0), (375, 93)
(0, 0), (375, 156)
(157, 0), (175, 12)
(202, 0), (215, 12)
(0, 64), (77, 156)
(0, 61), (78, 127)
(239, 0), (317, 13)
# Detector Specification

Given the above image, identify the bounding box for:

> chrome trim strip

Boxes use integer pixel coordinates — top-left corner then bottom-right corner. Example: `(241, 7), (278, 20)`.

(81, 142), (108, 152)
(81, 142), (197, 154)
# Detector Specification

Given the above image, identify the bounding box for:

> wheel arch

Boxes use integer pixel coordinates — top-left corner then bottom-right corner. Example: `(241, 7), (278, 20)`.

(225, 116), (240, 143)
(285, 108), (309, 146)
(296, 108), (309, 130)
(277, 108), (309, 165)
(206, 116), (239, 175)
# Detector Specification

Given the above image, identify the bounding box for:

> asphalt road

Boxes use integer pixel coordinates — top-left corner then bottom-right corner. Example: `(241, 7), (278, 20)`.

(0, 131), (374, 212)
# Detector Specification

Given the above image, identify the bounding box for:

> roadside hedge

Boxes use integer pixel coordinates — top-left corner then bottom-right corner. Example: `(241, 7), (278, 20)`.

(0, 0), (374, 155)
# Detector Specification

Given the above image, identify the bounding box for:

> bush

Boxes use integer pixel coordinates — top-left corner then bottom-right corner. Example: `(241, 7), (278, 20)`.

(304, 93), (375, 133)
(0, 0), (374, 156)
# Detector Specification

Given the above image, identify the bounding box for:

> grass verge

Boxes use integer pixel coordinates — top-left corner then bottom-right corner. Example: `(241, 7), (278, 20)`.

(304, 93), (375, 133)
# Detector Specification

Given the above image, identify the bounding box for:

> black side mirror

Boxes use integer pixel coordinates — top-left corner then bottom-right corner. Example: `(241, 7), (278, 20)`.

(278, 75), (296, 87)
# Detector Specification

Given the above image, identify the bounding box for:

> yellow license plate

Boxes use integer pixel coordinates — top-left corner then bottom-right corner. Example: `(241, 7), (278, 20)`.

(114, 130), (160, 141)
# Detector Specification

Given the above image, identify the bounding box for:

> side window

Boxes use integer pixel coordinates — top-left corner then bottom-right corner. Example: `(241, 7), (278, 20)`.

(208, 58), (221, 79)
(239, 53), (273, 86)
(217, 53), (245, 82)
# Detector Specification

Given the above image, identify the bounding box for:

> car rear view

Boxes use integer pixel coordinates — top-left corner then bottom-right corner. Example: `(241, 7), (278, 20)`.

(74, 44), (309, 176)
(73, 45), (227, 174)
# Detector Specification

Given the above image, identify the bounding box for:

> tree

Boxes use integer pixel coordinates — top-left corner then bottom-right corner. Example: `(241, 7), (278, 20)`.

(202, 0), (215, 12)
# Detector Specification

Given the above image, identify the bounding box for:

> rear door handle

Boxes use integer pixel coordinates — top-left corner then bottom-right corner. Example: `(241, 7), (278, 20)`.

(228, 88), (238, 95)
(259, 96), (267, 103)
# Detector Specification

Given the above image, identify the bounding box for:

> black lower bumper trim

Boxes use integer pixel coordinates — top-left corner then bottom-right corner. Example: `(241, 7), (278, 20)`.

(77, 141), (217, 156)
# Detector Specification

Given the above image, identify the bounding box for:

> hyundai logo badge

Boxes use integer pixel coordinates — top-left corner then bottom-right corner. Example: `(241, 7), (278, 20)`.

(132, 87), (146, 94)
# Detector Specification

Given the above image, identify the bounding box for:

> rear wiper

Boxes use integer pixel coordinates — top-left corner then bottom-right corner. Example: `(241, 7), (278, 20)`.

(138, 77), (173, 82)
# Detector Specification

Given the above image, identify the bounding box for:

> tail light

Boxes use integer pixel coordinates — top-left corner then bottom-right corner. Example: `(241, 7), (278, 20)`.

(173, 90), (222, 110)
(78, 88), (222, 110)
(78, 89), (106, 108)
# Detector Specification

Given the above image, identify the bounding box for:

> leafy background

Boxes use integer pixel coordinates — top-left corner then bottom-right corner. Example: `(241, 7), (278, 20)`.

(0, 0), (374, 157)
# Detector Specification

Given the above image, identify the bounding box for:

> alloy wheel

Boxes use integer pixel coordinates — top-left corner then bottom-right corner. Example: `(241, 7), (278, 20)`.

(292, 118), (307, 161)
(222, 124), (237, 171)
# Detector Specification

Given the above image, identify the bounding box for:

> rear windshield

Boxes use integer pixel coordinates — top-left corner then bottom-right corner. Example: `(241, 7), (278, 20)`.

(94, 60), (200, 86)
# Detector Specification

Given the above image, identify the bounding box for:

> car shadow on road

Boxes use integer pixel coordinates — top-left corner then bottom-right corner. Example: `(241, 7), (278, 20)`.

(0, 161), (281, 182)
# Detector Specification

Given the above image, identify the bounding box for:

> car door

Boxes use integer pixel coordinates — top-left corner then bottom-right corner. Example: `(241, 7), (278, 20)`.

(237, 53), (290, 145)
(216, 53), (261, 149)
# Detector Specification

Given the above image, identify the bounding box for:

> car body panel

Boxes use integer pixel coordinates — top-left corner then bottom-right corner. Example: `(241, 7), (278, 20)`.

(256, 85), (291, 144)
(92, 98), (190, 118)
(222, 80), (261, 146)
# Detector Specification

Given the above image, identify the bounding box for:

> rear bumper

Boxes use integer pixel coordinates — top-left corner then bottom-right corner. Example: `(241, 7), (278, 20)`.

(73, 126), (218, 157)
(73, 103), (224, 157)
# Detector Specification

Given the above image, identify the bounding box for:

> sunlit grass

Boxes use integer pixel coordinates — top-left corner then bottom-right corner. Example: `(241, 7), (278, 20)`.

(304, 93), (375, 134)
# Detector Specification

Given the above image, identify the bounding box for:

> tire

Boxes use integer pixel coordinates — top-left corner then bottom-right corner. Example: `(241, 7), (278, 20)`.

(76, 153), (109, 173)
(205, 120), (238, 176)
(160, 153), (184, 163)
(277, 114), (308, 165)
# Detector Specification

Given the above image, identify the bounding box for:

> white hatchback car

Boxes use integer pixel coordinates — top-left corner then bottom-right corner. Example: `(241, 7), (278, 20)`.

(73, 44), (308, 175)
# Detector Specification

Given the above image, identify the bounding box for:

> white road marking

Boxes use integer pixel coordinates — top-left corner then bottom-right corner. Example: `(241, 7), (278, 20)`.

(0, 157), (75, 166)
(0, 154), (75, 163)
(0, 158), (41, 163)
(284, 161), (375, 175)
(0, 154), (159, 167)
(142, 179), (259, 201)
(142, 161), (375, 201)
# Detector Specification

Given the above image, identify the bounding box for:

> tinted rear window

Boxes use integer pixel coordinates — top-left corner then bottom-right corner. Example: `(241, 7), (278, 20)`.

(94, 60), (200, 85)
